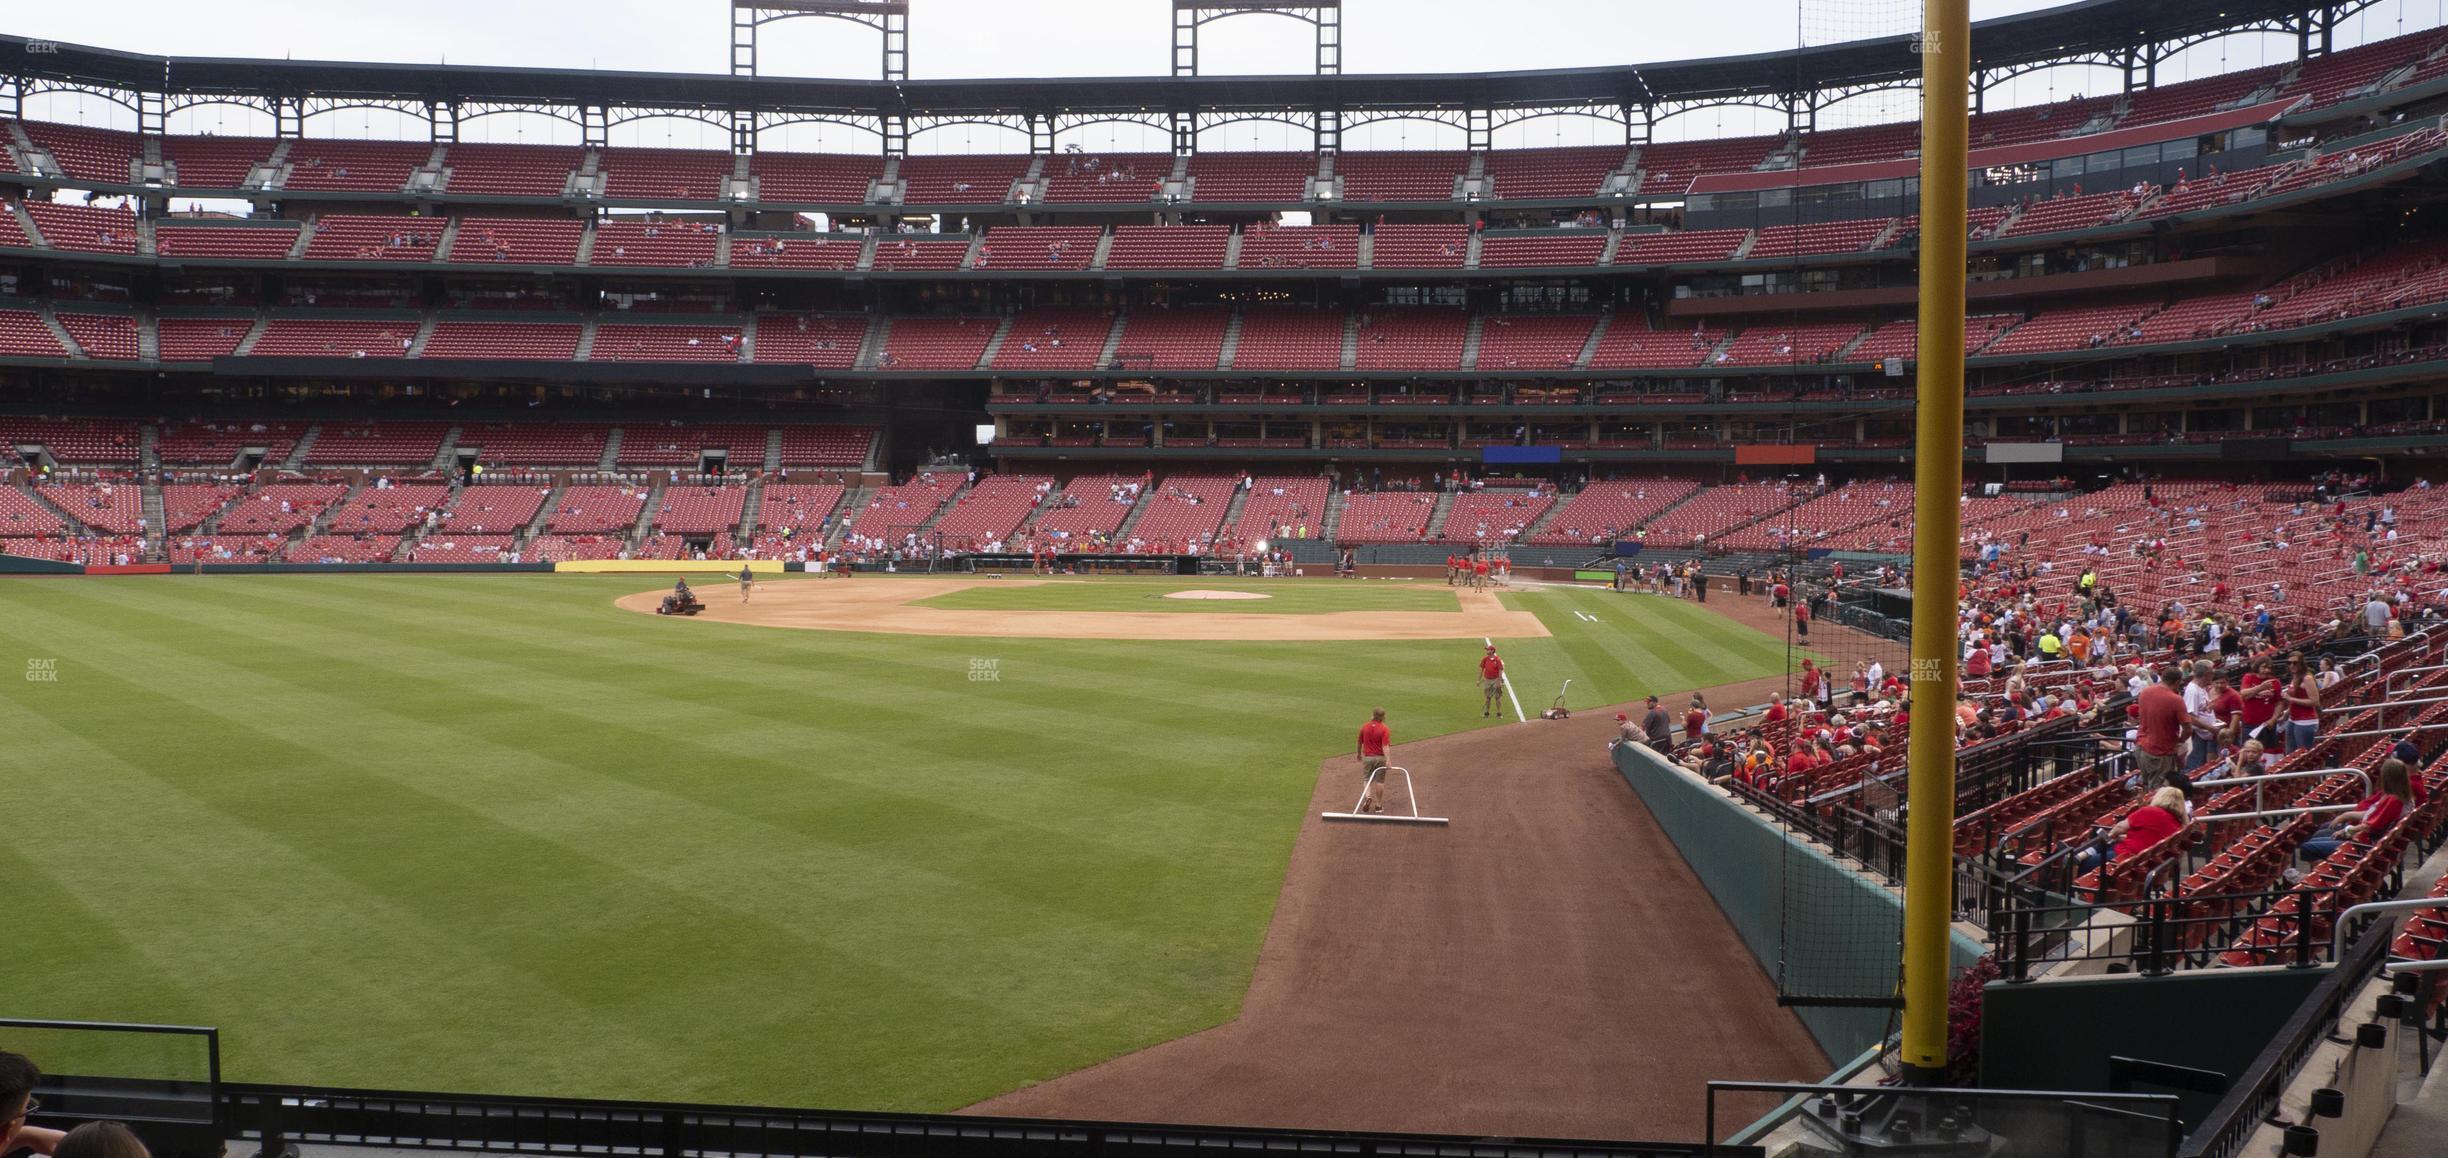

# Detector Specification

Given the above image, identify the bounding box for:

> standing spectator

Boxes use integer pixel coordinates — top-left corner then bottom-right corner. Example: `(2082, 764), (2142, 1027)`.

(2280, 654), (2322, 751)
(2134, 666), (2188, 787)
(1684, 693), (1712, 743)
(1641, 694), (1673, 749)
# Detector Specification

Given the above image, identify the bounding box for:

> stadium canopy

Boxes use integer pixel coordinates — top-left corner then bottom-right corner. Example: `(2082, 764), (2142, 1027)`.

(0, 0), (2336, 122)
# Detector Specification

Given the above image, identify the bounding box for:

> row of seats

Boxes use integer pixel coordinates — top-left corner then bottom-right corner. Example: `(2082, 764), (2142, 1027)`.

(0, 24), (2440, 215)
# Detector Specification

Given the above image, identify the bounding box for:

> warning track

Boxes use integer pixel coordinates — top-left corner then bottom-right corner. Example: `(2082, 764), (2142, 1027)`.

(961, 697), (1829, 1139)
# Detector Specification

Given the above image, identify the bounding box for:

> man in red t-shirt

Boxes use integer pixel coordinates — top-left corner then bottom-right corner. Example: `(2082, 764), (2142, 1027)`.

(1479, 645), (1507, 719)
(1356, 707), (1393, 813)
(1472, 557), (1490, 589)
(2134, 666), (2189, 785)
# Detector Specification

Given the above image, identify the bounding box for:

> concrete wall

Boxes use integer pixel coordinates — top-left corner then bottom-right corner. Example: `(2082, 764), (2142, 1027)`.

(1609, 742), (1987, 1060)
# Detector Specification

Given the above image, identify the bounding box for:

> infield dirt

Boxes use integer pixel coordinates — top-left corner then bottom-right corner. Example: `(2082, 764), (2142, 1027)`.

(617, 576), (1550, 641)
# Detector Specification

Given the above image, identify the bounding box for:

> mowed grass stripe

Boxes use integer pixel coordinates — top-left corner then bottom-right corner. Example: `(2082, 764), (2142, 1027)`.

(113, 576), (1452, 843)
(0, 671), (701, 1096)
(1499, 586), (1801, 707)
(4, 590), (1248, 946)
(1, 597), (1162, 1108)
(0, 573), (1798, 1110)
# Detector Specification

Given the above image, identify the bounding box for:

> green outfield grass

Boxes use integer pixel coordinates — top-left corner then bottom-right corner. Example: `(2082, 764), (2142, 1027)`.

(0, 573), (1799, 1110)
(915, 576), (1465, 614)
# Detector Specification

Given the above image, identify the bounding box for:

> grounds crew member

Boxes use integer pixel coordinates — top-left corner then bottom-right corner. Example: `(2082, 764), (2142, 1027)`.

(739, 563), (755, 601)
(1480, 645), (1507, 719)
(1356, 708), (1393, 813)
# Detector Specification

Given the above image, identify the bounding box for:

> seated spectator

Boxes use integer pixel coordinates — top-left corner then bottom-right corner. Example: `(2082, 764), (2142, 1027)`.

(0, 1051), (62, 1156)
(2077, 786), (2189, 873)
(54, 1123), (147, 1158)
(2301, 758), (2415, 862)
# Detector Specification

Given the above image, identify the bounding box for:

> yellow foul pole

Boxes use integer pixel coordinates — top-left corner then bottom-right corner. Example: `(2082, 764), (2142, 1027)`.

(1900, 0), (1970, 1086)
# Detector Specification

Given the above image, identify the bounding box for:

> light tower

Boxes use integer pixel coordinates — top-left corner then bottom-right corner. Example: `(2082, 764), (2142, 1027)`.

(728, 0), (910, 155)
(1170, 1), (1341, 152)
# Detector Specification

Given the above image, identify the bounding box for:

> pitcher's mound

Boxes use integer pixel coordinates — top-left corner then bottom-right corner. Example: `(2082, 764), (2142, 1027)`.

(1164, 589), (1270, 601)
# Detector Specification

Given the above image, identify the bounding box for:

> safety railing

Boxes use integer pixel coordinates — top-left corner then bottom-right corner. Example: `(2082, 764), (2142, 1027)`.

(1707, 1080), (2181, 1157)
(1996, 885), (2340, 982)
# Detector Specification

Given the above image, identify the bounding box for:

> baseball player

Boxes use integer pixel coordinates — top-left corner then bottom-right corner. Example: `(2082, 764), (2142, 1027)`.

(1356, 707), (1392, 813)
(1480, 644), (1507, 719)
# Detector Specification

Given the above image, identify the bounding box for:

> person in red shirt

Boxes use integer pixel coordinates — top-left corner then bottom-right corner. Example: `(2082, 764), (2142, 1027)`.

(2079, 786), (2189, 872)
(1764, 693), (1789, 725)
(1471, 557), (1490, 588)
(2209, 676), (2245, 749)
(1479, 645), (1507, 719)
(1965, 638), (1992, 678)
(1684, 693), (1711, 743)
(1793, 598), (1811, 639)
(2133, 667), (2189, 786)
(2301, 758), (2413, 860)
(2237, 656), (2280, 745)
(1356, 707), (1393, 813)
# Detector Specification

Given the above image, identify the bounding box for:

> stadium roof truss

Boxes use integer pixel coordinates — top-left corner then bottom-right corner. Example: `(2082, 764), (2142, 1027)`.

(0, 0), (2396, 155)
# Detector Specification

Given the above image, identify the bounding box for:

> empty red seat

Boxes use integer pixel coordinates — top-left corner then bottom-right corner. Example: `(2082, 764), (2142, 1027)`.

(448, 218), (583, 265)
(751, 152), (883, 202)
(752, 314), (868, 367)
(599, 147), (732, 201)
(26, 202), (138, 254)
(283, 140), (432, 193)
(302, 215), (444, 262)
(154, 223), (300, 260)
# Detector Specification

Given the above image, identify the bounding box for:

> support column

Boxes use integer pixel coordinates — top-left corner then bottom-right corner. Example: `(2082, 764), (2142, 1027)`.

(1900, 0), (1969, 1088)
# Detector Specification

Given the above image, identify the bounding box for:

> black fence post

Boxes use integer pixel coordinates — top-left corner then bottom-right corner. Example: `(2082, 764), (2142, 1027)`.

(2295, 889), (2319, 968)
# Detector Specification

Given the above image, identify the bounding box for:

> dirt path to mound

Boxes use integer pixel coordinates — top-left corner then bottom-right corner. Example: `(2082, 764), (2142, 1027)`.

(962, 685), (1831, 1138)
(615, 577), (1550, 642)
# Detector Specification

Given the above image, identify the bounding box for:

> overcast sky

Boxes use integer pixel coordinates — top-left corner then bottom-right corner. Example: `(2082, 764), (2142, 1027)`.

(5, 0), (2432, 151)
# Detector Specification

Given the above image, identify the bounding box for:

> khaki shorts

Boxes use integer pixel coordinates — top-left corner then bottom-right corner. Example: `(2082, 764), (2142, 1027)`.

(1482, 677), (1503, 696)
(1361, 754), (1388, 776)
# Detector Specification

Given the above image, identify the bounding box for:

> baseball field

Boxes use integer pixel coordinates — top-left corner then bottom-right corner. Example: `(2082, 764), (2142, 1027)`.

(0, 572), (1811, 1118)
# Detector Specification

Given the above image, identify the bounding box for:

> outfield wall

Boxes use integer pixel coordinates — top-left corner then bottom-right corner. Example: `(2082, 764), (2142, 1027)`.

(1607, 743), (1986, 1061)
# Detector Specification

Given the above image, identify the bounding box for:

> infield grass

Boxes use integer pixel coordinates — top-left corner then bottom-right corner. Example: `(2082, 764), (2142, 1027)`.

(0, 573), (1798, 1110)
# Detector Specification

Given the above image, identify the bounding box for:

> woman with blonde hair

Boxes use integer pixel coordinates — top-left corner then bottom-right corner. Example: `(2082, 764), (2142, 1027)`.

(2078, 786), (2190, 873)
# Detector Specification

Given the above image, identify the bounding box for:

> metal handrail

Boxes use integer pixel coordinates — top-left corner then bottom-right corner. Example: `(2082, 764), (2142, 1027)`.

(2190, 803), (2359, 823)
(2332, 895), (2448, 961)
(2199, 766), (2371, 815)
(2323, 692), (2448, 714)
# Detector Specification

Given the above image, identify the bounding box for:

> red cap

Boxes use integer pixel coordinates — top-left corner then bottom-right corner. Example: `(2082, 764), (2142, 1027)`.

(1615, 713), (1629, 721)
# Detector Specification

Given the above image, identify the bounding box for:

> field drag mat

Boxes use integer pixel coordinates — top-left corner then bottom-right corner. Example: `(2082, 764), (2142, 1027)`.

(962, 702), (1829, 1139)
